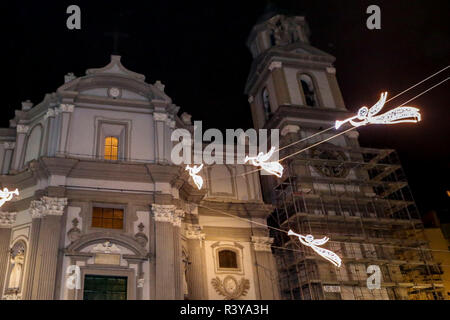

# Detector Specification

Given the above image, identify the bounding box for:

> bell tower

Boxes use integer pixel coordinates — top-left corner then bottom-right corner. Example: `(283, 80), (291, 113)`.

(245, 12), (349, 132)
(244, 11), (441, 301)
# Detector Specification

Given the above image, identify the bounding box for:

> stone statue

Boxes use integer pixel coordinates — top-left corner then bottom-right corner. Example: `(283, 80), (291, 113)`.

(8, 249), (24, 289)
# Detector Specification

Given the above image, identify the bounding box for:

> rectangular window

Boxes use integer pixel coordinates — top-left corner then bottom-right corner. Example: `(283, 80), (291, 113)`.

(92, 207), (124, 229)
(83, 275), (127, 300)
(104, 136), (119, 160)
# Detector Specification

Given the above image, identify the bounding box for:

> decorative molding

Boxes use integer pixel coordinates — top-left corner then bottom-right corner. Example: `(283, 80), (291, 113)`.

(173, 209), (185, 228)
(67, 218), (82, 243)
(44, 108), (56, 120)
(2, 292), (22, 300)
(134, 222), (148, 247)
(185, 224), (205, 241)
(345, 131), (360, 139)
(280, 124), (300, 137)
(137, 278), (145, 288)
(326, 67), (336, 74)
(59, 104), (75, 113)
(151, 204), (184, 226)
(152, 204), (175, 223)
(0, 211), (17, 228)
(268, 61), (282, 71)
(211, 276), (250, 300)
(251, 236), (274, 252)
(3, 142), (15, 150)
(29, 196), (68, 218)
(153, 112), (168, 122)
(154, 80), (165, 92)
(168, 120), (176, 129)
(248, 95), (254, 103)
(92, 241), (121, 254)
(16, 125), (29, 134)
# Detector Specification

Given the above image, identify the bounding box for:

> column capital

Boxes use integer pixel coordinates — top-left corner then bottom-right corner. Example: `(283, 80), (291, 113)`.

(44, 108), (56, 119)
(172, 209), (185, 228)
(0, 211), (17, 228)
(59, 104), (74, 113)
(151, 204), (184, 226)
(281, 124), (300, 137)
(326, 67), (336, 74)
(16, 125), (29, 134)
(153, 112), (168, 122)
(345, 131), (359, 139)
(185, 224), (205, 241)
(3, 142), (15, 150)
(30, 196), (67, 218)
(251, 236), (274, 252)
(268, 61), (282, 71)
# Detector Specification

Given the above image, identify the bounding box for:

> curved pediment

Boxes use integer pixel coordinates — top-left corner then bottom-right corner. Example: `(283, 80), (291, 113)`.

(57, 55), (172, 103)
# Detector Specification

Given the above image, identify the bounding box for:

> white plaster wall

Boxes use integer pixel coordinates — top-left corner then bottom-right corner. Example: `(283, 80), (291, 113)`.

(66, 107), (155, 161)
(204, 240), (257, 300)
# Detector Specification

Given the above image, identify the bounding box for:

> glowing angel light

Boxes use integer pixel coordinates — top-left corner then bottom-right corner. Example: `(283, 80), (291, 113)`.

(288, 229), (342, 267)
(335, 92), (421, 129)
(185, 164), (204, 190)
(244, 146), (284, 178)
(0, 188), (19, 208)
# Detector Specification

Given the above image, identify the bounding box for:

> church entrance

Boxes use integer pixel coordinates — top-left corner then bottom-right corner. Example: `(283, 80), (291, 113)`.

(83, 275), (128, 300)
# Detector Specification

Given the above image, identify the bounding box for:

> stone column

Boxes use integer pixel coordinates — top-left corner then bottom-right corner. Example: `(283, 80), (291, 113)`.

(152, 204), (184, 299)
(251, 236), (280, 300)
(56, 104), (74, 157)
(0, 212), (15, 296)
(268, 61), (291, 106)
(25, 197), (67, 300)
(11, 125), (29, 170)
(1, 142), (15, 174)
(185, 224), (206, 299)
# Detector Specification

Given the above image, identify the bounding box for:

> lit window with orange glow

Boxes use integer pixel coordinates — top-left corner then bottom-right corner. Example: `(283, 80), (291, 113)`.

(104, 137), (118, 160)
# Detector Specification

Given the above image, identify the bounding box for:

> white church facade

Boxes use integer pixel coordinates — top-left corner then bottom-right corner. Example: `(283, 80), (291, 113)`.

(0, 54), (280, 300)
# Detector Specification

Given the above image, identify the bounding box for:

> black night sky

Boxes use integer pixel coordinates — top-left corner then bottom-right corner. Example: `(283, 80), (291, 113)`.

(1, 1), (449, 220)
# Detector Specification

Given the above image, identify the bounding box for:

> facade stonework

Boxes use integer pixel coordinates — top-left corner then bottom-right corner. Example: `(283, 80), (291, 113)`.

(0, 52), (278, 300)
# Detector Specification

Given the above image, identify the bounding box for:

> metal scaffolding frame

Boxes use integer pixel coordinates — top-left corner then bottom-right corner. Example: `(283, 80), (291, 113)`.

(267, 143), (444, 300)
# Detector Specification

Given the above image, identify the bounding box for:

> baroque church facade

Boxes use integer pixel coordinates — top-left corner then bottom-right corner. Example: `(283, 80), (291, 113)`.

(0, 56), (279, 300)
(0, 11), (443, 301)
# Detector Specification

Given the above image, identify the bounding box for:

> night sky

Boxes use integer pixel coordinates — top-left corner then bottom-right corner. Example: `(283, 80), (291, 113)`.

(1, 1), (449, 219)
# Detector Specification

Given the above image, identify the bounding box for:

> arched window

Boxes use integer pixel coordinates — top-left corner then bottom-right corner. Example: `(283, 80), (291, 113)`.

(299, 74), (318, 107)
(218, 249), (238, 269)
(262, 88), (271, 120)
(104, 136), (118, 160)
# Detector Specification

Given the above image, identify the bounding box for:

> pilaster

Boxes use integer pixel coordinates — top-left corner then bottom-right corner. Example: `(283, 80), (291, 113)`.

(24, 197), (67, 299)
(251, 236), (280, 300)
(152, 204), (184, 299)
(185, 224), (207, 299)
(11, 125), (29, 170)
(0, 212), (15, 296)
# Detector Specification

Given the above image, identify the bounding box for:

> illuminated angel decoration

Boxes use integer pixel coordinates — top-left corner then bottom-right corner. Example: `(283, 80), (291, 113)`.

(288, 229), (342, 267)
(185, 164), (204, 190)
(0, 188), (19, 208)
(244, 146), (284, 178)
(335, 92), (421, 129)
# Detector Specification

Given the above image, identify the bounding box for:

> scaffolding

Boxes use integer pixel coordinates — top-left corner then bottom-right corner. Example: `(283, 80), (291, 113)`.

(267, 143), (445, 300)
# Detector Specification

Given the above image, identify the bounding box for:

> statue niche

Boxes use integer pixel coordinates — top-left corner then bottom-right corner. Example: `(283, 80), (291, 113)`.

(7, 241), (26, 293)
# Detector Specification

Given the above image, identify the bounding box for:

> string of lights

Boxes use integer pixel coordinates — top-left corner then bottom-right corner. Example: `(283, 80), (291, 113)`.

(195, 202), (450, 256)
